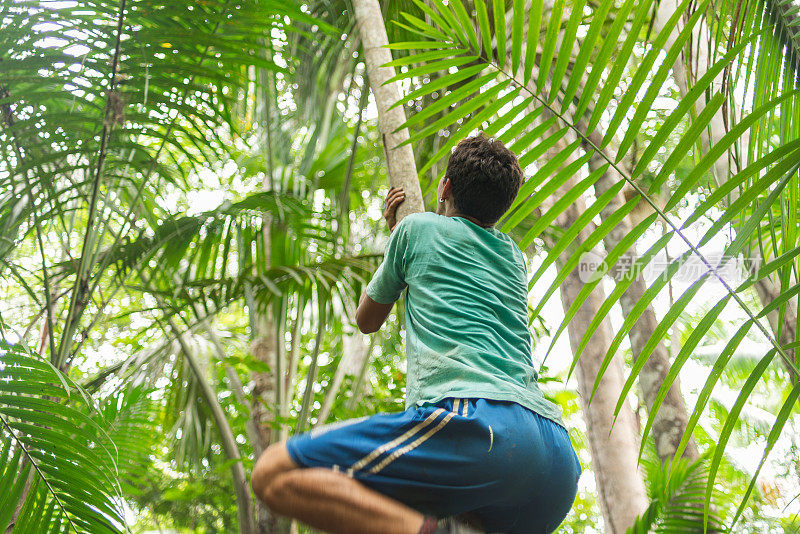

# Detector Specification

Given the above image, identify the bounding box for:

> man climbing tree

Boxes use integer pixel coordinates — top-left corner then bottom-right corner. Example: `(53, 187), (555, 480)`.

(250, 135), (581, 534)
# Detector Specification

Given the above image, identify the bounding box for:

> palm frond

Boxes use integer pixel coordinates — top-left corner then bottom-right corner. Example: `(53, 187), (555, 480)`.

(98, 386), (161, 496)
(628, 453), (727, 534)
(89, 191), (310, 281)
(0, 335), (124, 533)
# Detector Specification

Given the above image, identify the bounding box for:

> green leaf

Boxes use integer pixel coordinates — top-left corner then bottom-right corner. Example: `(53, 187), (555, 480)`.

(511, 0), (525, 75)
(629, 32), (759, 179)
(492, 0), (507, 69)
(430, 0), (469, 47)
(475, 0), (493, 57)
(398, 12), (452, 41)
(527, 179), (625, 285)
(418, 87), (522, 175)
(637, 294), (731, 460)
(503, 137), (587, 231)
(381, 48), (470, 68)
(0, 342), (124, 533)
(448, 0), (479, 52)
(604, 0), (709, 151)
(537, 0), (565, 94)
(561, 0), (616, 113)
(532, 196), (640, 324)
(403, 80), (512, 146)
(545, 213), (659, 365)
(412, 0), (458, 40)
(705, 349), (776, 525)
(383, 55), (479, 86)
(585, 0), (656, 133)
(548, 0), (587, 104)
(670, 321), (753, 469)
(524, 0), (543, 85)
(728, 379), (800, 530)
(388, 64), (488, 111)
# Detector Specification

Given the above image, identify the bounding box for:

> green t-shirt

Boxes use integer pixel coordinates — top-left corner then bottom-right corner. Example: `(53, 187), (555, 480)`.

(366, 212), (564, 427)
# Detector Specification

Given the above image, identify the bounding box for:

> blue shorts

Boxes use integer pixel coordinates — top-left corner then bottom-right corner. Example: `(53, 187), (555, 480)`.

(286, 398), (581, 533)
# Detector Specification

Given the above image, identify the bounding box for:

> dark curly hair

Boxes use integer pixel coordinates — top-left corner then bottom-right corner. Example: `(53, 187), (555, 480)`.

(444, 133), (523, 225)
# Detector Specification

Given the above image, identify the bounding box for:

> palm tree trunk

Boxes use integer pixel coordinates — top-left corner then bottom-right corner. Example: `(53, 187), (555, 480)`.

(345, 335), (379, 411)
(241, 222), (282, 533)
(554, 205), (650, 533)
(246, 292), (282, 534)
(279, 298), (304, 442)
(249, 57), (287, 528)
(352, 0), (424, 220)
(248, 296), (278, 456)
(583, 138), (699, 462)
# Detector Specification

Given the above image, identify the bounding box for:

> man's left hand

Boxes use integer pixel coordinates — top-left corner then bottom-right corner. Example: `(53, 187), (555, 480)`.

(383, 187), (405, 232)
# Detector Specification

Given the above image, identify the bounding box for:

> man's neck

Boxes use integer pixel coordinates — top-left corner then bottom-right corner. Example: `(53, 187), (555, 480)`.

(437, 200), (494, 228)
(448, 210), (494, 229)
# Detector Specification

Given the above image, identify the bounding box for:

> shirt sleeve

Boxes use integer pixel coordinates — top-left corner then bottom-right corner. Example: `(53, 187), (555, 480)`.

(365, 217), (412, 304)
(510, 239), (528, 275)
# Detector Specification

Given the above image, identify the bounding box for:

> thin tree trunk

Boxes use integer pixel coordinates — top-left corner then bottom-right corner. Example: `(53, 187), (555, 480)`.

(247, 96), (283, 529)
(345, 335), (378, 411)
(296, 301), (325, 433)
(248, 301), (277, 457)
(553, 207), (650, 533)
(582, 136), (699, 462)
(247, 296), (281, 534)
(353, 0), (424, 220)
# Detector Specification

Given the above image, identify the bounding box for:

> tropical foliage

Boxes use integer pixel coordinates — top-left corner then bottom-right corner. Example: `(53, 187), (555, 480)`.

(0, 334), (124, 532)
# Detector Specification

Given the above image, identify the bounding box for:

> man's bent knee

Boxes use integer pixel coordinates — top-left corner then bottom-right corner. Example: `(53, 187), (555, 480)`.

(260, 470), (304, 515)
(251, 442), (298, 501)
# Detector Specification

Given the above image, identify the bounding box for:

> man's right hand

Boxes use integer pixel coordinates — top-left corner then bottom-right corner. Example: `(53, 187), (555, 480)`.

(383, 187), (406, 232)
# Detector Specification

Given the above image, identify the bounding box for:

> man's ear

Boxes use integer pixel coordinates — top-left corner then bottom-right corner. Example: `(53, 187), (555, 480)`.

(441, 177), (453, 199)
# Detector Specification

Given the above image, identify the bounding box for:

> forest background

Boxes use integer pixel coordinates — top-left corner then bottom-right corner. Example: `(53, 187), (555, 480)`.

(2, 0), (800, 532)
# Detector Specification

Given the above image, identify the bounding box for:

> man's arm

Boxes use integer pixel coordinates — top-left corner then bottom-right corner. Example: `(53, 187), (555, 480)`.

(356, 187), (406, 334)
(355, 292), (394, 334)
